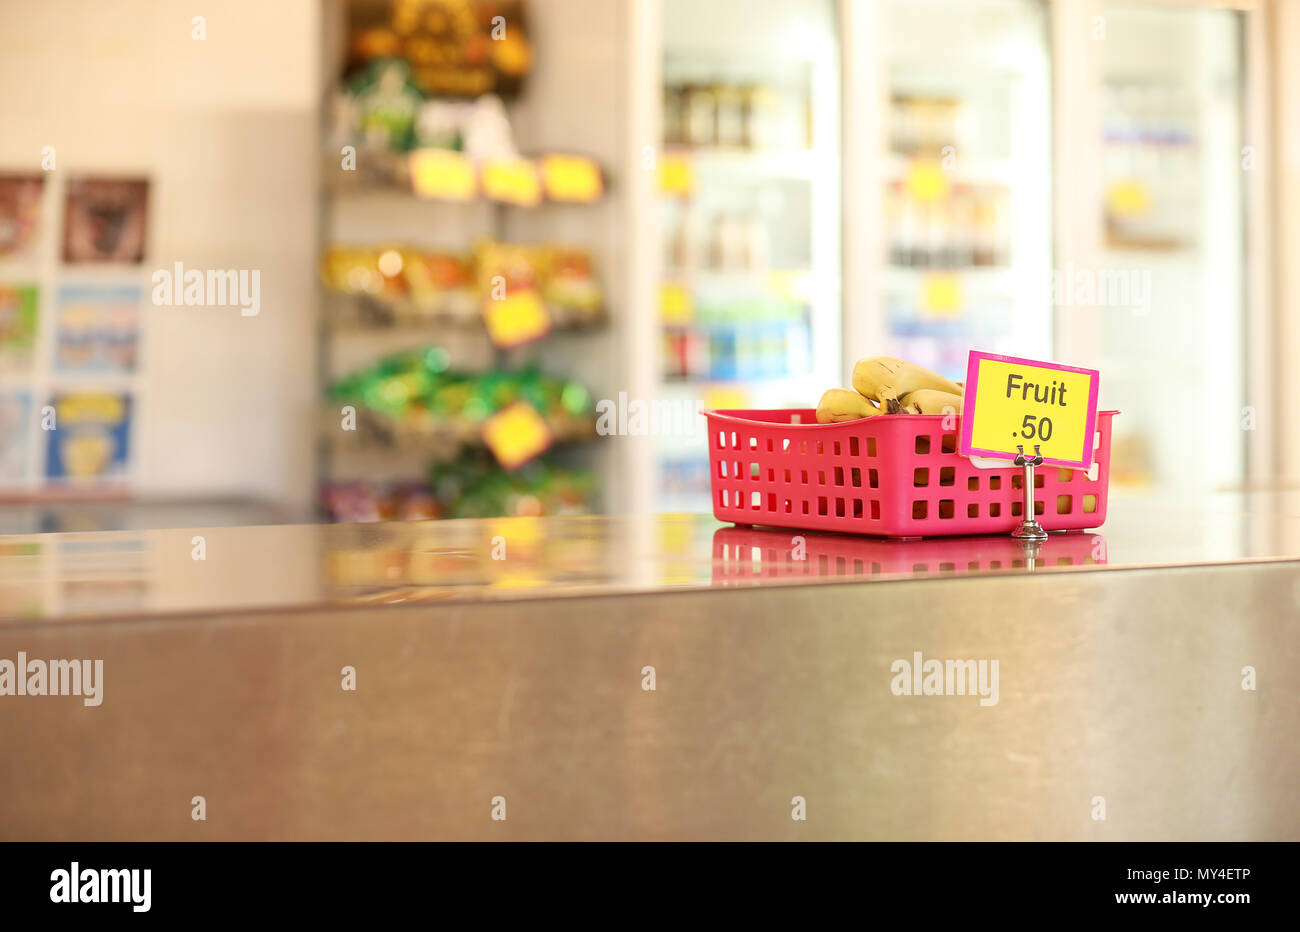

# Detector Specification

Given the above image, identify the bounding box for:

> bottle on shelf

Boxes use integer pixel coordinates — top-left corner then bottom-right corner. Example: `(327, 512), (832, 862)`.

(664, 84), (684, 147)
(684, 84), (717, 148)
(714, 83), (745, 148)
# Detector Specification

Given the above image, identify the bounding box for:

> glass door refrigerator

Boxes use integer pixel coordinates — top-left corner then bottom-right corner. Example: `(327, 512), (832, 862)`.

(1089, 2), (1248, 492)
(877, 0), (1054, 380)
(654, 0), (842, 513)
(872, 0), (1257, 494)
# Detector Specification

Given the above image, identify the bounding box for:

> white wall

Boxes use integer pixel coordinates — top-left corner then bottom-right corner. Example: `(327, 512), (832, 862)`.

(0, 0), (321, 511)
(505, 0), (639, 512)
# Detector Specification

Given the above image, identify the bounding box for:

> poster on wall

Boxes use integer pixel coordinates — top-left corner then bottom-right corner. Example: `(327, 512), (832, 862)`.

(44, 392), (132, 482)
(0, 392), (32, 481)
(55, 283), (140, 374)
(63, 177), (149, 264)
(0, 174), (45, 262)
(0, 284), (38, 370)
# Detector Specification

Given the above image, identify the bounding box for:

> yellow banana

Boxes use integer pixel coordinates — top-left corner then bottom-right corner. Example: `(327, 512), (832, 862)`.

(852, 356), (964, 413)
(898, 389), (964, 415)
(816, 388), (881, 424)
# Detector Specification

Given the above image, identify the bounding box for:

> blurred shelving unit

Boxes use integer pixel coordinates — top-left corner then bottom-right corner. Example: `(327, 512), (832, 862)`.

(316, 0), (622, 523)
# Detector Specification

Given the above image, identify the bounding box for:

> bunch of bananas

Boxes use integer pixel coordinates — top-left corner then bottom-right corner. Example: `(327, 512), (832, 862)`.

(815, 356), (964, 424)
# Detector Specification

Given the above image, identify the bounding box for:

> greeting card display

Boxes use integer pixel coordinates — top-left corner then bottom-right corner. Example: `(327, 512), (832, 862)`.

(0, 284), (38, 370)
(55, 283), (140, 374)
(0, 392), (32, 481)
(0, 174), (45, 261)
(63, 177), (149, 264)
(45, 392), (133, 482)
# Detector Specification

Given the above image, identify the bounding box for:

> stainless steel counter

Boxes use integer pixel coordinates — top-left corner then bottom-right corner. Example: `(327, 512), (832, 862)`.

(1, 493), (1297, 840)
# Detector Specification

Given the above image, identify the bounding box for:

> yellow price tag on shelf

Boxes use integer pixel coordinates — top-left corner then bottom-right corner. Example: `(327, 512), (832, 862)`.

(482, 288), (552, 349)
(920, 272), (963, 317)
(905, 160), (949, 203)
(541, 154), (604, 203)
(659, 282), (693, 324)
(959, 351), (1101, 469)
(1106, 180), (1151, 217)
(482, 401), (554, 470)
(658, 152), (694, 197)
(409, 149), (477, 201)
(481, 157), (542, 207)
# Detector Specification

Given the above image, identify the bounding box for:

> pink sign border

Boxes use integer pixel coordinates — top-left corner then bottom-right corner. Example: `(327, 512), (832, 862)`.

(959, 350), (1101, 470)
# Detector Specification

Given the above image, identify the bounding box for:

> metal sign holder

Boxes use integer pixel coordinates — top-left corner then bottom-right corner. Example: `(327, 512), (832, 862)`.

(1011, 443), (1048, 542)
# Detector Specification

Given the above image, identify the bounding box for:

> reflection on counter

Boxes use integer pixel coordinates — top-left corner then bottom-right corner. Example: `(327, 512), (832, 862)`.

(55, 536), (150, 617)
(712, 525), (1106, 585)
(0, 539), (44, 620)
(0, 534), (151, 620)
(325, 515), (612, 603)
(324, 515), (1112, 607)
(8, 493), (1300, 625)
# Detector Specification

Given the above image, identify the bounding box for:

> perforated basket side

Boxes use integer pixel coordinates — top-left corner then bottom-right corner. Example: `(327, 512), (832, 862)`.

(704, 409), (1115, 538)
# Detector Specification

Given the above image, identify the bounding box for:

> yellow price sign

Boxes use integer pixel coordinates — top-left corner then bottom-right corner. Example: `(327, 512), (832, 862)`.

(409, 149), (477, 201)
(920, 272), (963, 317)
(541, 153), (604, 203)
(481, 157), (543, 207)
(659, 282), (693, 324)
(959, 351), (1100, 469)
(1106, 180), (1151, 217)
(481, 401), (554, 471)
(658, 152), (694, 197)
(482, 288), (552, 349)
(905, 160), (949, 203)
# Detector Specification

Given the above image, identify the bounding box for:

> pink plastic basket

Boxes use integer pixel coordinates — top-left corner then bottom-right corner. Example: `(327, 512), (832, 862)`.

(706, 408), (1117, 538)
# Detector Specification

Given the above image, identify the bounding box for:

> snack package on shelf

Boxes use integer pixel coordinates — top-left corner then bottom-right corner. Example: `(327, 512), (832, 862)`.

(348, 58), (424, 154)
(473, 238), (539, 295)
(330, 84), (603, 203)
(323, 242), (605, 332)
(327, 352), (596, 451)
(400, 249), (479, 322)
(537, 246), (604, 326)
(346, 0), (534, 101)
(322, 246), (479, 327)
